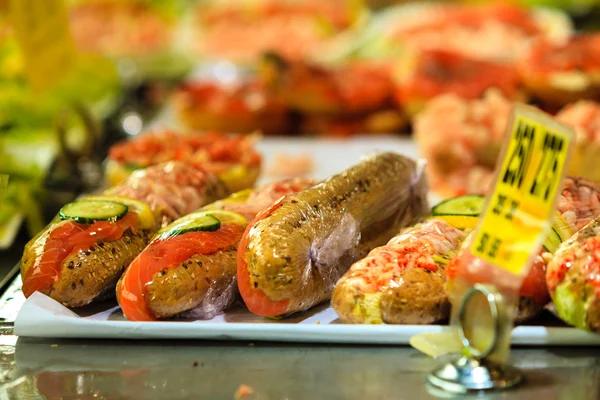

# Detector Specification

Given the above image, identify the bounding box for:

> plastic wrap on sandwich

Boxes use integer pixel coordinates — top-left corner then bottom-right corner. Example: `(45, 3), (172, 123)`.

(106, 160), (230, 227)
(21, 160), (229, 308)
(117, 178), (316, 321)
(237, 152), (429, 318)
(333, 219), (467, 324)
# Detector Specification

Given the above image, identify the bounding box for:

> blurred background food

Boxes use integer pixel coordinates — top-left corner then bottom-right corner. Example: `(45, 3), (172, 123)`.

(193, 0), (368, 64)
(2, 0), (600, 253)
(67, 0), (195, 82)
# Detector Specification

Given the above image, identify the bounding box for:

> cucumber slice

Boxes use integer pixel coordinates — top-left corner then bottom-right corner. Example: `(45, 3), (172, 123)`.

(157, 209), (247, 239)
(432, 195), (485, 217)
(59, 200), (128, 224)
(543, 227), (562, 253)
(84, 195), (156, 230)
(551, 212), (573, 241)
(201, 210), (248, 227)
(167, 215), (221, 237)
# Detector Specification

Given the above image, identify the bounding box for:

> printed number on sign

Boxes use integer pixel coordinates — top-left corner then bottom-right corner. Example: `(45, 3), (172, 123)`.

(502, 121), (534, 189)
(529, 133), (564, 201)
(476, 233), (502, 259)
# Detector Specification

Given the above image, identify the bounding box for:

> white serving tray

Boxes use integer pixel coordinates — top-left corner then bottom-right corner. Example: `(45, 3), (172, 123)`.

(13, 291), (600, 345)
(12, 136), (600, 345)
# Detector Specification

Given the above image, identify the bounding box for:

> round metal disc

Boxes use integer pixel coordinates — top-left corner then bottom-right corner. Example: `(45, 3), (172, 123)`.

(458, 284), (504, 359)
(426, 356), (523, 393)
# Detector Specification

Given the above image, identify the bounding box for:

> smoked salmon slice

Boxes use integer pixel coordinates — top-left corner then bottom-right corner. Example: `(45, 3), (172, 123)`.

(22, 213), (138, 298)
(236, 199), (290, 317)
(118, 223), (243, 321)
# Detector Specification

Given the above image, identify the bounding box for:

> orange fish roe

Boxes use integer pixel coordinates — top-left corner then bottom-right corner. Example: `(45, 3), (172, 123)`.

(549, 237), (600, 293)
(109, 131), (261, 170)
(344, 220), (466, 292)
(582, 237), (600, 290)
(547, 254), (572, 293)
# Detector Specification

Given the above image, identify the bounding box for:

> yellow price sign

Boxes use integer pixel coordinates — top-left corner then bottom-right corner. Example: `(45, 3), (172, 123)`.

(471, 104), (574, 276)
(7, 0), (77, 92)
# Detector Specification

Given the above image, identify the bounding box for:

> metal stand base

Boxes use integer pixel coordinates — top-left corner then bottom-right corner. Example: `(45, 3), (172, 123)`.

(427, 356), (522, 394)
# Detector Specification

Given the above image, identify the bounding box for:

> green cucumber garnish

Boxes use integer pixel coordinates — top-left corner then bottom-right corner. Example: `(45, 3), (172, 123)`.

(168, 215), (221, 236)
(59, 200), (128, 224)
(432, 194), (485, 217)
(543, 228), (562, 253)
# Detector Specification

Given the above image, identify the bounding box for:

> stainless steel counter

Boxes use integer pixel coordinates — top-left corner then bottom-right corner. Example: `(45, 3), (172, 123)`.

(2, 218), (600, 399)
(1, 331), (599, 400)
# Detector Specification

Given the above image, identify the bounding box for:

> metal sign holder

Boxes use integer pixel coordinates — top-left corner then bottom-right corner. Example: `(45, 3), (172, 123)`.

(426, 284), (522, 393)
